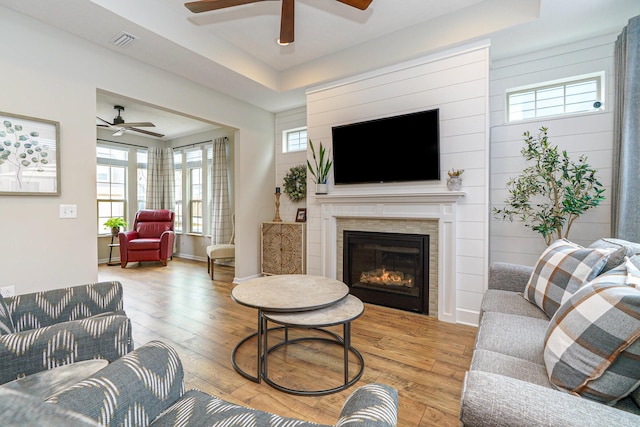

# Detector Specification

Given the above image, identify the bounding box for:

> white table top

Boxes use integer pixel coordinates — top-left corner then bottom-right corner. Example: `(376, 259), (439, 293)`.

(263, 294), (364, 327)
(231, 274), (349, 312)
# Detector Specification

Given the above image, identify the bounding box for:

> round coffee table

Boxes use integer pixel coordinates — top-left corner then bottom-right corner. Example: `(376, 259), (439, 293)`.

(262, 294), (365, 396)
(230, 275), (350, 384)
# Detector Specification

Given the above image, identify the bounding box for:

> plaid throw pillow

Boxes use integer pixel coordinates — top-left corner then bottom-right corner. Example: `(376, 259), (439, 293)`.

(0, 297), (15, 335)
(524, 239), (615, 317)
(544, 258), (640, 404)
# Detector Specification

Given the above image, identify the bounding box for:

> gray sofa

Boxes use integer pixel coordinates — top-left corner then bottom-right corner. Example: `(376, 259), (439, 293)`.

(460, 238), (640, 426)
(0, 340), (398, 426)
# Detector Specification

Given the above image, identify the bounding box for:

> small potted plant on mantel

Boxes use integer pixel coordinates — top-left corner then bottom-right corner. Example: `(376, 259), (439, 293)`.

(447, 168), (464, 191)
(103, 217), (128, 237)
(307, 139), (332, 195)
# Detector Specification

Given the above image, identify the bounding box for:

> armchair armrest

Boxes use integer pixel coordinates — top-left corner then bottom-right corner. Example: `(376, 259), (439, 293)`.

(460, 371), (640, 427)
(160, 230), (175, 260)
(336, 383), (398, 426)
(6, 281), (125, 331)
(48, 341), (185, 427)
(488, 262), (533, 293)
(0, 314), (132, 385)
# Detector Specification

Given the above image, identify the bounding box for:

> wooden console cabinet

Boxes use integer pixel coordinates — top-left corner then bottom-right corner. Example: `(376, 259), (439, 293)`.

(261, 222), (306, 275)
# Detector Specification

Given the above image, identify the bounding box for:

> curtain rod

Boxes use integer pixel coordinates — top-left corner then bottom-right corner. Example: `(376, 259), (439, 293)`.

(173, 136), (227, 150)
(97, 138), (147, 148)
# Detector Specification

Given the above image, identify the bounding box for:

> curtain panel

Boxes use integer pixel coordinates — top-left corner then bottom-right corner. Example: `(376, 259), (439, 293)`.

(146, 147), (175, 210)
(612, 15), (640, 242)
(210, 137), (232, 245)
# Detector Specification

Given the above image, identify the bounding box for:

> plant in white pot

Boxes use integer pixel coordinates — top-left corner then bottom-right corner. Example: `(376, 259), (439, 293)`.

(307, 140), (332, 195)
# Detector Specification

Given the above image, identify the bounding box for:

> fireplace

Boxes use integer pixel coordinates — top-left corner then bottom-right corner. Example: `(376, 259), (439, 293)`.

(343, 230), (429, 314)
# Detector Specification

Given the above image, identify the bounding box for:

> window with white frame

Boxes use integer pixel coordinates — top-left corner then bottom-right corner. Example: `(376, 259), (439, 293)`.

(186, 149), (203, 234)
(507, 73), (604, 122)
(283, 127), (307, 152)
(97, 146), (128, 235)
(136, 150), (147, 212)
(174, 153), (183, 233)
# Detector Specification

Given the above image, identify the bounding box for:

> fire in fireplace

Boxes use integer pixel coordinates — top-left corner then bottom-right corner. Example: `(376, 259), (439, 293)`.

(343, 230), (429, 314)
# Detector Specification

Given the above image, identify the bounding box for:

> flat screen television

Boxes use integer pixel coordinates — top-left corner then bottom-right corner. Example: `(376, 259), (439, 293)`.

(331, 108), (440, 185)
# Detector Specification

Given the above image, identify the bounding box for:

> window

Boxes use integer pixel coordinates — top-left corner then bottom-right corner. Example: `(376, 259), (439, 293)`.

(283, 127), (307, 152)
(186, 149), (203, 233)
(97, 146), (128, 234)
(174, 153), (183, 233)
(137, 150), (147, 211)
(507, 73), (603, 122)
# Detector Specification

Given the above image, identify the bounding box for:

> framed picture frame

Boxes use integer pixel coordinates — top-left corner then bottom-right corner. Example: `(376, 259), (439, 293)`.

(0, 112), (60, 196)
(295, 208), (307, 223)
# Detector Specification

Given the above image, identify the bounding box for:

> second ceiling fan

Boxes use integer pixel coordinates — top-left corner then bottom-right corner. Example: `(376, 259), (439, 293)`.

(184, 0), (372, 44)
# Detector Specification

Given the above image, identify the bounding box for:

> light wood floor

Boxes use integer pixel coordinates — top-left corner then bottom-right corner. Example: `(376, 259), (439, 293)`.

(98, 258), (477, 426)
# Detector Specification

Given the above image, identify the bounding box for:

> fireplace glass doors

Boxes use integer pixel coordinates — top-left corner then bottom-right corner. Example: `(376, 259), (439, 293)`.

(343, 231), (429, 314)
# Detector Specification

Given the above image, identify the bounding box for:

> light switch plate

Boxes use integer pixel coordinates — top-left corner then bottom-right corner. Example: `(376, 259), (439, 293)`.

(59, 204), (77, 218)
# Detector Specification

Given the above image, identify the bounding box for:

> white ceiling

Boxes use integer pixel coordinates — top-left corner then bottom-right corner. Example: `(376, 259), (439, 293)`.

(2, 0), (639, 139)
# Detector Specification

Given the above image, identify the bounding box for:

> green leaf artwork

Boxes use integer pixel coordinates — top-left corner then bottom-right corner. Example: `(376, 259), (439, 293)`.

(0, 119), (52, 190)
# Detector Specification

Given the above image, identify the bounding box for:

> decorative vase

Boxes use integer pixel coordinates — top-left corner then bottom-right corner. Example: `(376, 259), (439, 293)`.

(111, 227), (120, 237)
(447, 176), (462, 191)
(316, 183), (328, 195)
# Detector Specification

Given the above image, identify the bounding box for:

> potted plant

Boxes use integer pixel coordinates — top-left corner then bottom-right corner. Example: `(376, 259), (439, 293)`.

(447, 168), (464, 190)
(103, 217), (128, 237)
(307, 139), (332, 194)
(493, 127), (605, 245)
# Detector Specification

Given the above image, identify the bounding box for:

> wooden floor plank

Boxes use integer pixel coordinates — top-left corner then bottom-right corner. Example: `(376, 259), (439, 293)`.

(98, 258), (477, 426)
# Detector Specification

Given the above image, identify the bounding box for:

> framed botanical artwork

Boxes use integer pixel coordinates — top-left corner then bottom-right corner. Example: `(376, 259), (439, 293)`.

(296, 208), (307, 222)
(0, 112), (60, 195)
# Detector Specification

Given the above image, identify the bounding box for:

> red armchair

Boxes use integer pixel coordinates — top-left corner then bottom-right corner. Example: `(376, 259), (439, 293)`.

(119, 210), (175, 268)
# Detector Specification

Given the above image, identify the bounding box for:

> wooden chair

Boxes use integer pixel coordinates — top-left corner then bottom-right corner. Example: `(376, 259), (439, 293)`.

(206, 215), (235, 279)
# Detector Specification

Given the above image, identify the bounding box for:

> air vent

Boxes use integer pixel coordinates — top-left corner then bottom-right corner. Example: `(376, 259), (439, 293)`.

(111, 31), (138, 48)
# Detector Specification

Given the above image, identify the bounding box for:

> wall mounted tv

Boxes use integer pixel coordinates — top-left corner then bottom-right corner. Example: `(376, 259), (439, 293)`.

(331, 108), (440, 185)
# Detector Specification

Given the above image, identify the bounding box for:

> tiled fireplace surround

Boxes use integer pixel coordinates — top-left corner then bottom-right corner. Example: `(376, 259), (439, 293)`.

(316, 192), (465, 323)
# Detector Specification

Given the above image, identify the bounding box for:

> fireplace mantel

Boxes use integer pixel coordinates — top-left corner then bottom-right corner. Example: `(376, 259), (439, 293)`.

(317, 191), (465, 323)
(316, 191), (466, 205)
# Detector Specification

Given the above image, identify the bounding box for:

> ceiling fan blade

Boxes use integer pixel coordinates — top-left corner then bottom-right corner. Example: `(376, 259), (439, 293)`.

(112, 128), (126, 137)
(128, 127), (165, 139)
(185, 0), (276, 13)
(97, 116), (113, 126)
(279, 0), (294, 44)
(336, 0), (372, 10)
(119, 122), (156, 128)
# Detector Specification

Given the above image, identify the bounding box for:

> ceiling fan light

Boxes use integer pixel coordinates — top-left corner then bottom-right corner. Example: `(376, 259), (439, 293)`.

(277, 39), (290, 46)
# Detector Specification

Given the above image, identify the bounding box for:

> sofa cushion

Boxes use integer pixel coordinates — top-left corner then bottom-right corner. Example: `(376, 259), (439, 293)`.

(481, 290), (548, 320)
(470, 349), (552, 388)
(589, 238), (640, 273)
(0, 297), (15, 335)
(524, 239), (615, 317)
(475, 312), (549, 365)
(544, 258), (640, 404)
(128, 238), (161, 251)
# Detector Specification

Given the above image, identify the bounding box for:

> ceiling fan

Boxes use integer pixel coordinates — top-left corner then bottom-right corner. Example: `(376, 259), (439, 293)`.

(97, 105), (165, 138)
(184, 0), (372, 44)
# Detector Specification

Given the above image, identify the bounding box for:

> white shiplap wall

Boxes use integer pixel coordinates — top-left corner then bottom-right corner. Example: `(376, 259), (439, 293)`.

(275, 107), (308, 223)
(489, 34), (617, 267)
(305, 41), (490, 325)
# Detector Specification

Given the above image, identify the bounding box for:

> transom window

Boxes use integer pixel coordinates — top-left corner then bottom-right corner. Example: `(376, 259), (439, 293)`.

(507, 73), (604, 122)
(283, 127), (307, 153)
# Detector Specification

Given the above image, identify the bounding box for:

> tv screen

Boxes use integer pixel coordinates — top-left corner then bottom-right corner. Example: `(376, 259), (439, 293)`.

(331, 109), (440, 185)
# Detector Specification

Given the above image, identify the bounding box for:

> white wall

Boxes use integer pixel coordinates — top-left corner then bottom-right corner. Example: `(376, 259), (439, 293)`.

(489, 34), (617, 267)
(0, 6), (274, 293)
(275, 107), (308, 223)
(305, 42), (490, 325)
